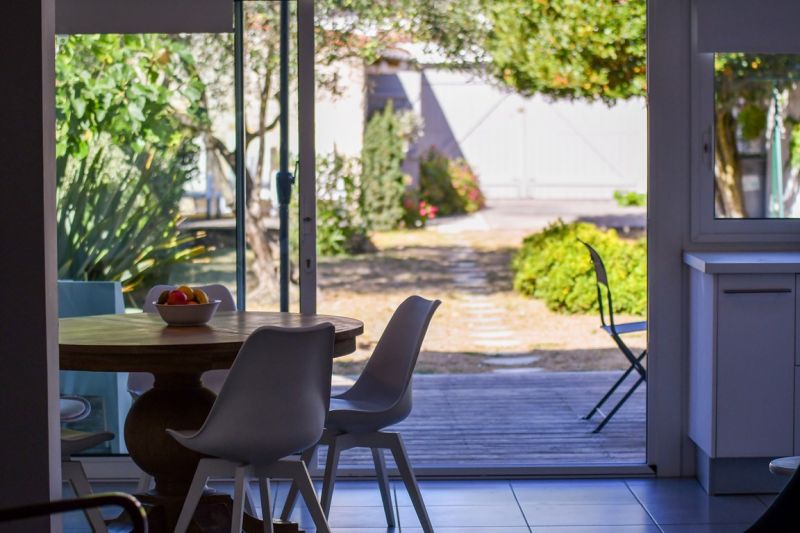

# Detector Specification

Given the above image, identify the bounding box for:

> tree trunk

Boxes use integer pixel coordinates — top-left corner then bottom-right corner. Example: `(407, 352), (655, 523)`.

(714, 107), (746, 218)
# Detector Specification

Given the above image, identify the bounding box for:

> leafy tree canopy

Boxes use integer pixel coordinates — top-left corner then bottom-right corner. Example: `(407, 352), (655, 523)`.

(481, 0), (646, 102)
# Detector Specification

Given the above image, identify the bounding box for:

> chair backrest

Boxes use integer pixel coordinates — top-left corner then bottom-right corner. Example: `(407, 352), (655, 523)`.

(181, 324), (335, 465)
(58, 280), (125, 317)
(142, 283), (236, 313)
(578, 240), (616, 328)
(344, 295), (440, 421)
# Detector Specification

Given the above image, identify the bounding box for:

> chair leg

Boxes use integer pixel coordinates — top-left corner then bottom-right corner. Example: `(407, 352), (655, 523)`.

(174, 460), (212, 533)
(62, 461), (108, 533)
(278, 445), (316, 521)
(320, 437), (341, 517)
(244, 480), (258, 517)
(583, 362), (636, 420)
(136, 473), (153, 493)
(371, 447), (396, 527)
(231, 465), (249, 533)
(592, 375), (645, 433)
(387, 433), (432, 533)
(259, 477), (274, 533)
(292, 461), (331, 533)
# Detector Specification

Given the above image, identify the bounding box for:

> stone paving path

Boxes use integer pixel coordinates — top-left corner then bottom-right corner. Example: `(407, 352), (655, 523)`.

(449, 247), (541, 370)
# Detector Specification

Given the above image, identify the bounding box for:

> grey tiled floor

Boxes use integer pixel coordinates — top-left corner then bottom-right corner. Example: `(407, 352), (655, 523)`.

(65, 478), (769, 532)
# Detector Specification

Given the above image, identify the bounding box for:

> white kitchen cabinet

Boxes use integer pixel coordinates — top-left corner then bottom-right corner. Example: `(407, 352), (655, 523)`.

(685, 252), (800, 493)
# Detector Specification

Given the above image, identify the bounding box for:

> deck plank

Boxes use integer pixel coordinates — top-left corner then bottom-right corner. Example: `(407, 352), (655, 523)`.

(323, 371), (646, 468)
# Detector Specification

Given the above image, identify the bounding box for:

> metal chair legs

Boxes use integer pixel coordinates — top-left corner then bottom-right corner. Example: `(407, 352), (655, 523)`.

(584, 350), (646, 433)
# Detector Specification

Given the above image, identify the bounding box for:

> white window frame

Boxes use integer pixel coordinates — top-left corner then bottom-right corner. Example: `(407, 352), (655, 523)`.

(691, 0), (800, 242)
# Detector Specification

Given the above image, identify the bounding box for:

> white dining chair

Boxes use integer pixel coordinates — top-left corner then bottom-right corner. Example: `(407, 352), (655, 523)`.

(280, 295), (440, 533)
(170, 324), (335, 533)
(130, 283), (237, 492)
(60, 397), (114, 533)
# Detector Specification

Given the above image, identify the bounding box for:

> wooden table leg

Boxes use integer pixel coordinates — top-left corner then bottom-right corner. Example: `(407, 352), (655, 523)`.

(123, 372), (306, 532)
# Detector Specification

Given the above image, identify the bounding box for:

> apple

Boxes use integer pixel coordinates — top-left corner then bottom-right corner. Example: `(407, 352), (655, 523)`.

(167, 290), (188, 305)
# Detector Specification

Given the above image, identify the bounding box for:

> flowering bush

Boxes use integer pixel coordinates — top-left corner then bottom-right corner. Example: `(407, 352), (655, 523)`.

(419, 147), (484, 216)
(402, 193), (439, 228)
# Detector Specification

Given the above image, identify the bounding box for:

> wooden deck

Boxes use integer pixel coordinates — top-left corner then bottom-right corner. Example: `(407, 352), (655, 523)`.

(324, 371), (645, 468)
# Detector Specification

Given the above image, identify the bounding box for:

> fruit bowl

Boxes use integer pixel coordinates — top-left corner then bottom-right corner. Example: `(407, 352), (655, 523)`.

(154, 300), (220, 326)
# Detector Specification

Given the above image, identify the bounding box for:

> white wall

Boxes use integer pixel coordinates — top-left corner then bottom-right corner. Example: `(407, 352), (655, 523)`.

(415, 70), (647, 200)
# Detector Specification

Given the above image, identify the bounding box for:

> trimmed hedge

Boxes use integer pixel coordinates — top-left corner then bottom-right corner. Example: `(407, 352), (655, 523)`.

(512, 221), (647, 316)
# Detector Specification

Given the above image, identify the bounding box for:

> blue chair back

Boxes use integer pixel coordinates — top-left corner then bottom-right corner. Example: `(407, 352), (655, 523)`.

(58, 280), (128, 453)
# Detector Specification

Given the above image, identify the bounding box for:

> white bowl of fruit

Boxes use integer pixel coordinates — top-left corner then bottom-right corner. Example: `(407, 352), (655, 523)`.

(154, 286), (220, 326)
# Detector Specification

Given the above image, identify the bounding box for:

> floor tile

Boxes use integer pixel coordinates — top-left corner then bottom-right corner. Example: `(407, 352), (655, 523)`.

(398, 504), (529, 528)
(531, 527), (660, 533)
(512, 479), (638, 505)
(626, 479), (765, 525)
(402, 526), (530, 533)
(274, 480), (399, 510)
(757, 494), (776, 506)
(521, 503), (654, 526)
(395, 480), (516, 506)
(659, 525), (752, 533)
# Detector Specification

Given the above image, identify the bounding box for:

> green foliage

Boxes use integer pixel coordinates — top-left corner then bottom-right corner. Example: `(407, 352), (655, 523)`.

(55, 34), (206, 168)
(613, 190), (647, 208)
(512, 221), (646, 316)
(55, 35), (208, 289)
(419, 148), (485, 216)
(316, 153), (371, 256)
(360, 101), (417, 230)
(57, 148), (206, 293)
(483, 0), (647, 102)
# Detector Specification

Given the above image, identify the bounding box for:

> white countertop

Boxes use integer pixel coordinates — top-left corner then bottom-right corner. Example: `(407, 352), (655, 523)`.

(684, 251), (800, 273)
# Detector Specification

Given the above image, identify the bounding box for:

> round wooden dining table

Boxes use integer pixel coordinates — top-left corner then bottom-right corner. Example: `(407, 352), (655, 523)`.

(60, 311), (364, 533)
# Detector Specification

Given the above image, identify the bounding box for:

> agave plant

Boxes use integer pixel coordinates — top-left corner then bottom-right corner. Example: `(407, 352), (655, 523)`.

(56, 146), (207, 294)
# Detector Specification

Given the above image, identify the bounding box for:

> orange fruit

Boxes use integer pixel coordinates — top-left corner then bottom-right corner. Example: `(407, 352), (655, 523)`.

(193, 288), (209, 304)
(177, 285), (195, 301)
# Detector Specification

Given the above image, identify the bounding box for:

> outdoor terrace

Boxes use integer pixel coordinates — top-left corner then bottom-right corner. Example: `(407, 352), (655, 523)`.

(327, 371), (646, 469)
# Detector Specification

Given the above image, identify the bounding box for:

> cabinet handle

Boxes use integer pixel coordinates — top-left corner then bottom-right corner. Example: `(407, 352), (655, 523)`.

(723, 288), (792, 294)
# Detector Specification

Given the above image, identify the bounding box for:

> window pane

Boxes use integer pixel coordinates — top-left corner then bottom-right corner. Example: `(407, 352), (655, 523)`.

(715, 53), (800, 219)
(55, 32), (236, 453)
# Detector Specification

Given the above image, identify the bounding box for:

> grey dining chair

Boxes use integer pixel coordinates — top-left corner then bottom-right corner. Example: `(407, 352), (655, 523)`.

(280, 295), (440, 533)
(170, 324), (335, 533)
(60, 397), (114, 533)
(579, 240), (647, 433)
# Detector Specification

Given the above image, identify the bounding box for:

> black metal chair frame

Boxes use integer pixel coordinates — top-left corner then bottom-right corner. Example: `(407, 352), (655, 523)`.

(579, 240), (647, 433)
(0, 492), (147, 533)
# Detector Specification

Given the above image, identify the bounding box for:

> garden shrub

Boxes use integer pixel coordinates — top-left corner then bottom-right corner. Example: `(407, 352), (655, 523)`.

(419, 147), (485, 216)
(613, 190), (647, 207)
(402, 191), (439, 229)
(360, 100), (417, 231)
(316, 152), (371, 255)
(512, 221), (647, 316)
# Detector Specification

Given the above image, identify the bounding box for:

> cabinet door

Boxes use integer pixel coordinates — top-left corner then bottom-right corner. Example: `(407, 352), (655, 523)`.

(716, 274), (795, 458)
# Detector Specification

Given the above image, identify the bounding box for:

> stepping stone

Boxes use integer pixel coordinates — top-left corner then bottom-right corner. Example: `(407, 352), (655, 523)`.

(471, 330), (516, 339)
(474, 339), (521, 348)
(483, 355), (541, 366)
(331, 374), (356, 387)
(491, 367), (543, 374)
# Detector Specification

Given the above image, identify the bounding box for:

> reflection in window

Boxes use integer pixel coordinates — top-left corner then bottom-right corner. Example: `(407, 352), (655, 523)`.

(715, 53), (800, 219)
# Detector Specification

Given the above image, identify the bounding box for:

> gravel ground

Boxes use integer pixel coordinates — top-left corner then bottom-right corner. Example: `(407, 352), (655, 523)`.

(306, 226), (646, 375)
